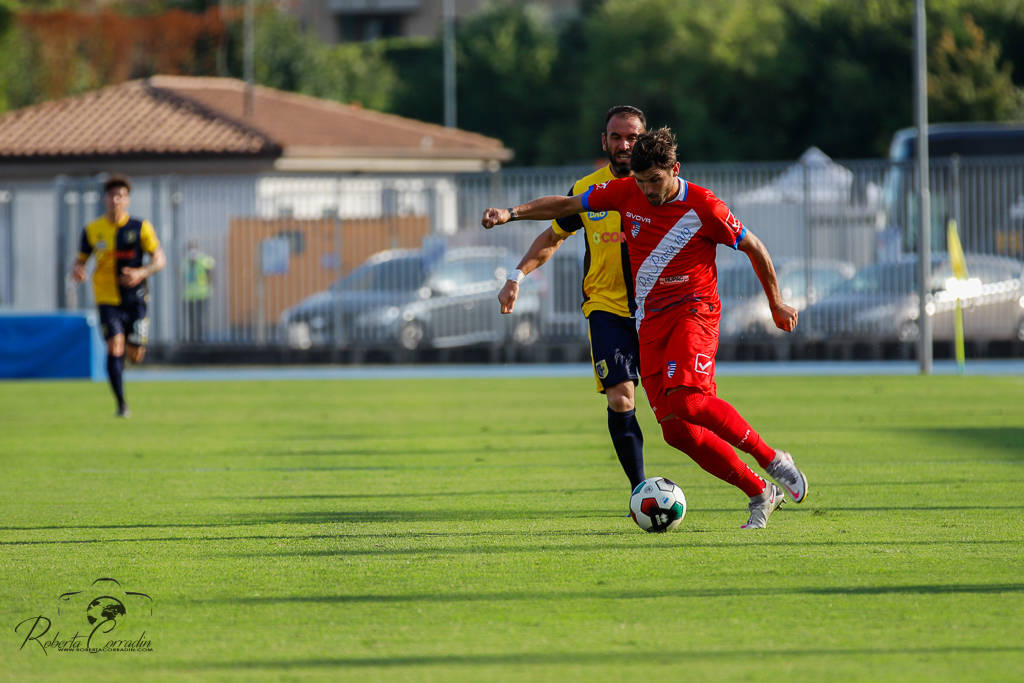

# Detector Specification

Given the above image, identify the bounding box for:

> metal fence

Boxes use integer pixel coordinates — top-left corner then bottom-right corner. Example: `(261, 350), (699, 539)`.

(3, 153), (1023, 361)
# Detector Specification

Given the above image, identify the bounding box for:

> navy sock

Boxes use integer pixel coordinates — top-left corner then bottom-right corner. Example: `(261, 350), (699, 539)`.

(608, 407), (645, 489)
(106, 354), (126, 409)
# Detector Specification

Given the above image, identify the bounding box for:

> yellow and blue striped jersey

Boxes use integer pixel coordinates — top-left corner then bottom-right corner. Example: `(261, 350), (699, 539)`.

(552, 165), (635, 318)
(78, 214), (160, 306)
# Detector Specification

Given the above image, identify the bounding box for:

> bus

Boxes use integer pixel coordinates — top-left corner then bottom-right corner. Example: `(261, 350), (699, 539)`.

(880, 122), (1024, 259)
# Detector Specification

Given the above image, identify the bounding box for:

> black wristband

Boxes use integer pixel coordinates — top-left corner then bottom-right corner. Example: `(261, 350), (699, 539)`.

(506, 207), (518, 221)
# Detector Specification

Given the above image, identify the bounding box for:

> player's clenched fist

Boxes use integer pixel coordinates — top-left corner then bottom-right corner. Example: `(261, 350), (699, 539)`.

(498, 280), (518, 314)
(481, 207), (509, 229)
(771, 304), (798, 332)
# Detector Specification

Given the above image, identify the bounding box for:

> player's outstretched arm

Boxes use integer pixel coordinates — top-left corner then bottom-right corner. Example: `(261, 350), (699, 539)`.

(481, 195), (586, 229)
(738, 230), (798, 332)
(498, 227), (566, 314)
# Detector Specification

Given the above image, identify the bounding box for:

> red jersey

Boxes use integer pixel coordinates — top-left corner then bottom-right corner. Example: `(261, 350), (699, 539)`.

(581, 176), (746, 341)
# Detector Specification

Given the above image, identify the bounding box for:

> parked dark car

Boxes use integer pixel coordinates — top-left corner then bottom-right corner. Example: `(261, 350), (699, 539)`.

(717, 259), (855, 339)
(382, 247), (542, 351)
(280, 247), (543, 351)
(799, 253), (1024, 343)
(280, 249), (428, 350)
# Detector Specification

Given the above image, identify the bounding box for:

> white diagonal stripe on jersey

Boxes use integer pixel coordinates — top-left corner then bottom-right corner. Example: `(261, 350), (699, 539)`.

(633, 208), (702, 329)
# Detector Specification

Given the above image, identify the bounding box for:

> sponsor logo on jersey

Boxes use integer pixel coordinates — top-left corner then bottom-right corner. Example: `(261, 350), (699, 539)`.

(660, 275), (690, 285)
(95, 240), (107, 251)
(588, 211), (608, 220)
(724, 210), (743, 231)
(625, 211), (651, 223)
(666, 360), (676, 378)
(593, 231), (627, 244)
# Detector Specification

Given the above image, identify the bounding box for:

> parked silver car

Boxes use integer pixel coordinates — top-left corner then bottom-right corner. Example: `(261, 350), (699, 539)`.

(280, 247), (542, 351)
(384, 247), (542, 351)
(718, 259), (855, 339)
(799, 253), (1024, 343)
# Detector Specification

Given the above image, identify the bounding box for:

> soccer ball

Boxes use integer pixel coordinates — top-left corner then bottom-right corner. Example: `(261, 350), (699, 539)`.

(629, 476), (687, 532)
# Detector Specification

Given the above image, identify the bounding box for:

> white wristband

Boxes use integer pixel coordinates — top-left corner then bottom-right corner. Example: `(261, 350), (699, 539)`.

(508, 268), (526, 284)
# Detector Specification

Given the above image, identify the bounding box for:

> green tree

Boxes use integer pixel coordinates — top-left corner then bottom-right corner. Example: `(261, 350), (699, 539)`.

(929, 13), (1024, 122)
(453, 1), (562, 165)
(302, 41), (397, 112)
(0, 1), (44, 113)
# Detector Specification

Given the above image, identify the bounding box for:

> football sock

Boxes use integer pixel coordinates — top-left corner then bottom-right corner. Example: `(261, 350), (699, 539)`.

(660, 418), (765, 497)
(106, 354), (126, 409)
(607, 407), (646, 489)
(665, 387), (776, 467)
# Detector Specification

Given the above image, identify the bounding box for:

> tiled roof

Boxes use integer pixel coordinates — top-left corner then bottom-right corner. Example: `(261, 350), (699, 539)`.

(0, 75), (512, 163)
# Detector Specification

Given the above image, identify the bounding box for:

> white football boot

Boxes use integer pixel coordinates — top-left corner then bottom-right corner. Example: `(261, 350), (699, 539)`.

(740, 482), (785, 529)
(765, 450), (808, 503)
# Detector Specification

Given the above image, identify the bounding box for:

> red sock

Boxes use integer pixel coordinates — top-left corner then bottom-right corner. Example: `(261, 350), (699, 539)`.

(660, 418), (765, 497)
(666, 387), (776, 467)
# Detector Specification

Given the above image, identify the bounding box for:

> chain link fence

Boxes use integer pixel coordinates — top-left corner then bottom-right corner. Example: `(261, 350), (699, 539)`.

(2, 153), (1022, 362)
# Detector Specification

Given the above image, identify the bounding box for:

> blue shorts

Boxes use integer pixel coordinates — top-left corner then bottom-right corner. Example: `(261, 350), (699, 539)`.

(98, 303), (150, 346)
(587, 310), (640, 394)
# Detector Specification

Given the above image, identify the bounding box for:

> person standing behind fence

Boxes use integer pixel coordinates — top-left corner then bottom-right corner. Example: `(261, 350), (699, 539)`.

(71, 174), (166, 418)
(183, 240), (215, 343)
(497, 105), (648, 492)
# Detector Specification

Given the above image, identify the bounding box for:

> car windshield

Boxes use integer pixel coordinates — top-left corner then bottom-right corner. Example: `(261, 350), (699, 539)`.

(834, 262), (918, 295)
(332, 256), (426, 293)
(717, 268), (762, 299)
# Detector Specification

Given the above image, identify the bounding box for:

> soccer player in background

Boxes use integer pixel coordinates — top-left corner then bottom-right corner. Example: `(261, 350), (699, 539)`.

(483, 128), (808, 529)
(71, 175), (166, 417)
(498, 105), (647, 490)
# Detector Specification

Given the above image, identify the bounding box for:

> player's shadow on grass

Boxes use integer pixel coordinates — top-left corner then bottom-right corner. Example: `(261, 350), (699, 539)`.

(192, 582), (1024, 608)
(2, 502), (1021, 534)
(218, 537), (1022, 559)
(897, 426), (1024, 461)
(208, 486), (617, 501)
(176, 644), (1024, 671)
(244, 444), (531, 458)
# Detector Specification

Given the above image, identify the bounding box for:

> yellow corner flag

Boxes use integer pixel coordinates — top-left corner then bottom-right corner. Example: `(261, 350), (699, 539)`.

(948, 219), (968, 280)
(947, 219), (968, 373)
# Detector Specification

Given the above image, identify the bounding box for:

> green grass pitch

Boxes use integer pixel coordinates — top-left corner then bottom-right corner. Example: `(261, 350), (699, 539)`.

(1, 373), (1022, 681)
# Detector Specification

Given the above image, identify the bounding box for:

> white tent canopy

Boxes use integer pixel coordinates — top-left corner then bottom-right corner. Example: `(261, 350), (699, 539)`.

(738, 146), (854, 203)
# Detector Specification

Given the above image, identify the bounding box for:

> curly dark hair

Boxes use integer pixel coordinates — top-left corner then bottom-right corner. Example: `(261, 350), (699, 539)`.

(629, 127), (677, 173)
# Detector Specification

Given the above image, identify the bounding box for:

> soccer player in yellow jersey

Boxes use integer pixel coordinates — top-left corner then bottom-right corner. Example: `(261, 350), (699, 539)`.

(498, 105), (647, 489)
(71, 175), (166, 417)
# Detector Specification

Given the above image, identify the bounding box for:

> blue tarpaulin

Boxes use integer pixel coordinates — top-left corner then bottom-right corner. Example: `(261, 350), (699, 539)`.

(0, 312), (105, 380)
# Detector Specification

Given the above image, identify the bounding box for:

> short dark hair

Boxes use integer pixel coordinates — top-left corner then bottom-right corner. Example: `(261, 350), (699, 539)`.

(103, 174), (132, 195)
(629, 127), (677, 173)
(603, 105), (646, 131)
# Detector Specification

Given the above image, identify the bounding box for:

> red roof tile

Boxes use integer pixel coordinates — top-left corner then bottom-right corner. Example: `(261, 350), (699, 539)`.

(0, 76), (511, 163)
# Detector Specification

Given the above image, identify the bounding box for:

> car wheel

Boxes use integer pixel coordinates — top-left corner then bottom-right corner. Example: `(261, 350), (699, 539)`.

(399, 320), (426, 351)
(510, 316), (540, 346)
(897, 320), (919, 343)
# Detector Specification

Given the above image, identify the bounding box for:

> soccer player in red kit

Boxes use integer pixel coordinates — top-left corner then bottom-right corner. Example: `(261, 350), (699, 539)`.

(483, 127), (808, 528)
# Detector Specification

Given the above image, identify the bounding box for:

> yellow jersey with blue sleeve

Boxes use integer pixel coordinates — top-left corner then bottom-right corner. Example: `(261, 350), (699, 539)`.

(78, 214), (160, 306)
(551, 164), (635, 319)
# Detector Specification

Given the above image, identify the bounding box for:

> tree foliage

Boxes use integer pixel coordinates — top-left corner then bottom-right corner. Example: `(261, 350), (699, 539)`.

(3, 0), (1024, 164)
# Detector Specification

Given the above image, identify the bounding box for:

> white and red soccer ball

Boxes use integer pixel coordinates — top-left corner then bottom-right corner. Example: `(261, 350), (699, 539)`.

(629, 476), (687, 532)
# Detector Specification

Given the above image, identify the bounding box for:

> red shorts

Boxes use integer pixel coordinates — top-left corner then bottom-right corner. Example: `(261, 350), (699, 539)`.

(640, 312), (719, 420)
